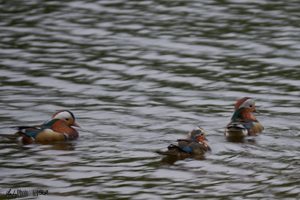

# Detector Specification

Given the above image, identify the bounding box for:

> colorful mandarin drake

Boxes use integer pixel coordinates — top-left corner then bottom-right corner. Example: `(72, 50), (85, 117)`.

(157, 127), (211, 157)
(225, 97), (263, 138)
(15, 110), (79, 144)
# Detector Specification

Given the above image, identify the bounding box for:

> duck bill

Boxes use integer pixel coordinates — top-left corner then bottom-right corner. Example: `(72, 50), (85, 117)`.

(196, 135), (208, 142)
(72, 122), (80, 128)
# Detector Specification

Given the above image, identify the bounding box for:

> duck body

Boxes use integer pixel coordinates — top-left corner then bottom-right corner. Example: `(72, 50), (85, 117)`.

(225, 97), (263, 138)
(15, 110), (79, 144)
(163, 139), (210, 156)
(157, 127), (211, 157)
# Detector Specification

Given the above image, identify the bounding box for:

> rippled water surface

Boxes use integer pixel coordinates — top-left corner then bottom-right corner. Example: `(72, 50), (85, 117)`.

(0, 0), (299, 199)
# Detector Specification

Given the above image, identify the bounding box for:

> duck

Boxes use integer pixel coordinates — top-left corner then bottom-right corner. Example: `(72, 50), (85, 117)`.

(225, 97), (263, 138)
(157, 127), (211, 158)
(15, 110), (79, 144)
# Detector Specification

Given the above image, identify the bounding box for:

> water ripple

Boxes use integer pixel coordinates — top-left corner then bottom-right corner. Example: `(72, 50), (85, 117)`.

(0, 0), (300, 199)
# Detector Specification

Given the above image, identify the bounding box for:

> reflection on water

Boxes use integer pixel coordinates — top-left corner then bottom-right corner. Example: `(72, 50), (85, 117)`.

(160, 154), (206, 165)
(225, 136), (257, 144)
(0, 0), (300, 199)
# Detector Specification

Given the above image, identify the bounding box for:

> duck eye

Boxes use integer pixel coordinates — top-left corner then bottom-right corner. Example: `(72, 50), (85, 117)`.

(249, 105), (253, 107)
(65, 118), (69, 121)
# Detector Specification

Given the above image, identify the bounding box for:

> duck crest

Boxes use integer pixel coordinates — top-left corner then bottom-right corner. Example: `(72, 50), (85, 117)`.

(234, 97), (251, 110)
(52, 110), (76, 121)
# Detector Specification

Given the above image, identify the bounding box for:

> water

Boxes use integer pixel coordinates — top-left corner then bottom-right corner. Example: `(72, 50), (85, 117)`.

(0, 0), (299, 199)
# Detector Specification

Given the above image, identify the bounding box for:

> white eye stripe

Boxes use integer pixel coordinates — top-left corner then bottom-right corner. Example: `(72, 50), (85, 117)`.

(53, 111), (73, 120)
(239, 99), (255, 108)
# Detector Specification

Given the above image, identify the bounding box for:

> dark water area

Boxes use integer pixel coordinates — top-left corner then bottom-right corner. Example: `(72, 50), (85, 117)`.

(0, 0), (299, 199)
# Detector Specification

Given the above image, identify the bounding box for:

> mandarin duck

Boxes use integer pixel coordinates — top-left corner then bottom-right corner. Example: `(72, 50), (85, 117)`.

(15, 110), (79, 144)
(225, 97), (263, 138)
(157, 127), (211, 158)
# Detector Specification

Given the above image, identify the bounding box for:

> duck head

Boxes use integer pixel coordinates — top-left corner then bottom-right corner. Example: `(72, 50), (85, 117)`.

(52, 110), (80, 127)
(194, 128), (211, 151)
(188, 127), (207, 139)
(231, 97), (259, 122)
(234, 97), (256, 112)
(189, 127), (210, 147)
(194, 131), (208, 143)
